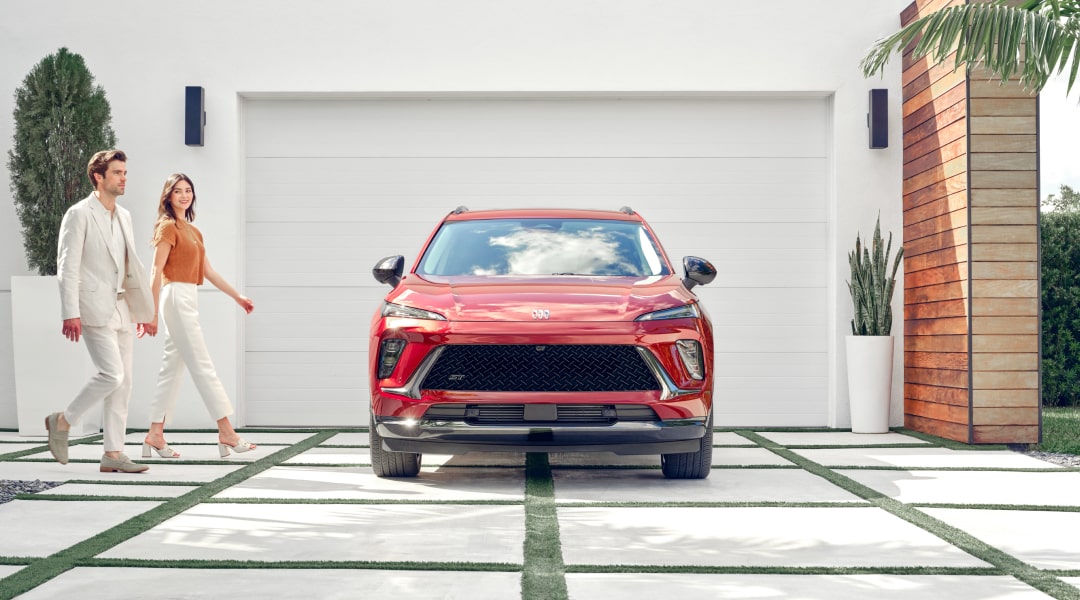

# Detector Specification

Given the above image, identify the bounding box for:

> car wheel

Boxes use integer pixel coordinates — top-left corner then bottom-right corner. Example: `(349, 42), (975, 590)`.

(369, 414), (421, 477)
(660, 412), (713, 479)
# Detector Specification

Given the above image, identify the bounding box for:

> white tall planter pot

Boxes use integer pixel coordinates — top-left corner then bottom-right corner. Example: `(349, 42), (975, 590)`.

(12, 276), (100, 437)
(845, 335), (894, 434)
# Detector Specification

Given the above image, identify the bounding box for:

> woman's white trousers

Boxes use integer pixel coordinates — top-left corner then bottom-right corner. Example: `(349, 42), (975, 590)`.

(149, 282), (234, 423)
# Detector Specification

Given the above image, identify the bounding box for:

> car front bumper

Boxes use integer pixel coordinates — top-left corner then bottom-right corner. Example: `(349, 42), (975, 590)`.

(373, 417), (708, 455)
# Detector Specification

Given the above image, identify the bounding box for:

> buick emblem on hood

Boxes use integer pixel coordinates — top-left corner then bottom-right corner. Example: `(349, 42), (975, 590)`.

(532, 309), (550, 320)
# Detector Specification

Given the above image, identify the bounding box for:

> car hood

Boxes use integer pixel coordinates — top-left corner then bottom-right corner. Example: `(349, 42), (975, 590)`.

(389, 275), (696, 322)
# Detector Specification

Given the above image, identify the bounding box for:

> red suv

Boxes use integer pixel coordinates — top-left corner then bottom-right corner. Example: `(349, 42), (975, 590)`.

(369, 207), (716, 478)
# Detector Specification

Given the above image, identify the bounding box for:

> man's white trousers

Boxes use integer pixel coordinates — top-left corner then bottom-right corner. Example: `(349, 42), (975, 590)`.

(64, 297), (133, 452)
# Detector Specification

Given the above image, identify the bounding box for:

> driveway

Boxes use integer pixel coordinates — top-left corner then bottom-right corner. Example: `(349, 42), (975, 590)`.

(1, 429), (1079, 599)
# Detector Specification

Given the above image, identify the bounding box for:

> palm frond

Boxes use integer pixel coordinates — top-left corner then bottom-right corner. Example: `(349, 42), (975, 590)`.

(861, 0), (1080, 95)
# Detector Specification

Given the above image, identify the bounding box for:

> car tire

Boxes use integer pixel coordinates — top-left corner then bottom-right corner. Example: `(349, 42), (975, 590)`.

(660, 412), (713, 479)
(369, 415), (422, 477)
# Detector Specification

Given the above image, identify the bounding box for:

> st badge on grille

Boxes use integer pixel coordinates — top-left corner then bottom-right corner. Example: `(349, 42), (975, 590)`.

(532, 309), (550, 320)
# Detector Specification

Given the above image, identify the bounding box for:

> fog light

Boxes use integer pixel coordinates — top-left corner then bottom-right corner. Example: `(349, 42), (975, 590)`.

(378, 339), (407, 378)
(675, 340), (704, 380)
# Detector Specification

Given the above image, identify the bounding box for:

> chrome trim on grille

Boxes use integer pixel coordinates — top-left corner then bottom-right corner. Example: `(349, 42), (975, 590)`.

(381, 346), (447, 399)
(635, 347), (696, 400)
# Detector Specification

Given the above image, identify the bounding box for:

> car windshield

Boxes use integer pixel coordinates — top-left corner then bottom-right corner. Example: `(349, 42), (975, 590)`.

(416, 218), (670, 277)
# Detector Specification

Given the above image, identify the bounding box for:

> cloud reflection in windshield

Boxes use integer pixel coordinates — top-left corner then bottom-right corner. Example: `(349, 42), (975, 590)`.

(488, 228), (638, 275)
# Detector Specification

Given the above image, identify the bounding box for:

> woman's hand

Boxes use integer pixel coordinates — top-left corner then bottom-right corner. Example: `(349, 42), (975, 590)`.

(236, 295), (254, 314)
(137, 316), (159, 338)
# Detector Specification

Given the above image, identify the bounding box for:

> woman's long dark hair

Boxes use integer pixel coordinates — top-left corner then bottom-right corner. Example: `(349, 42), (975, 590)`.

(157, 173), (197, 222)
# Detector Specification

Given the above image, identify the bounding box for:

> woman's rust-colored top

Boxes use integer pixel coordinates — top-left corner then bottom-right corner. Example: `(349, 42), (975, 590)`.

(153, 218), (205, 285)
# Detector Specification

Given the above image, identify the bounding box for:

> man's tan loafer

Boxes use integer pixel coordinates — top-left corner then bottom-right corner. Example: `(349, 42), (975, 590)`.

(44, 412), (69, 465)
(99, 453), (149, 473)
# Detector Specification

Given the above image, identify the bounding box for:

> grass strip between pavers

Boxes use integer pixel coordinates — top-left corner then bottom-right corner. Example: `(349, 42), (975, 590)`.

(82, 558), (519, 571)
(797, 465), (1075, 473)
(563, 565), (1002, 575)
(912, 503), (1080, 513)
(522, 452), (568, 600)
(0, 430), (335, 600)
(738, 431), (1080, 600)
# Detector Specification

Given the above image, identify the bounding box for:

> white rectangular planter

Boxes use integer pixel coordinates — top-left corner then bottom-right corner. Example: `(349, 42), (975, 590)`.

(845, 335), (894, 434)
(12, 276), (101, 437)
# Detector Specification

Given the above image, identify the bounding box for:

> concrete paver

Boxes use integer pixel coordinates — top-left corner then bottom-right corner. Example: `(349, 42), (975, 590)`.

(321, 432), (370, 446)
(756, 431), (931, 446)
(214, 465), (524, 501)
(552, 468), (862, 503)
(565, 574), (1054, 599)
(123, 432), (316, 445)
(427, 452), (527, 467)
(923, 508), (1080, 570)
(839, 469), (1080, 506)
(548, 447), (793, 467)
(100, 503), (526, 563)
(713, 432), (757, 445)
(557, 506), (988, 567)
(37, 483), (198, 498)
(283, 447), (371, 464)
(792, 447), (1061, 469)
(0, 500), (161, 557)
(0, 444), (46, 455)
(18, 444), (264, 463)
(0, 460), (243, 483)
(16, 568), (522, 600)
(0, 434), (42, 442)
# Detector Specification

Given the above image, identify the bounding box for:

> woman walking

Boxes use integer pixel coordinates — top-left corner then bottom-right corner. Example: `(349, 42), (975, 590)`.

(142, 173), (257, 458)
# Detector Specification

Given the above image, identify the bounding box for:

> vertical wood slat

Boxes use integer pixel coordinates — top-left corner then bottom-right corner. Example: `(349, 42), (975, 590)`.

(898, 0), (1039, 445)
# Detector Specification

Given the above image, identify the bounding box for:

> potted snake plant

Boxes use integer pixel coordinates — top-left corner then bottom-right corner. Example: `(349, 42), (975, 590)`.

(846, 216), (903, 433)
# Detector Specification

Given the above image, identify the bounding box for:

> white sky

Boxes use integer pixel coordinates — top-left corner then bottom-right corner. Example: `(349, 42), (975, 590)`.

(1039, 73), (1080, 197)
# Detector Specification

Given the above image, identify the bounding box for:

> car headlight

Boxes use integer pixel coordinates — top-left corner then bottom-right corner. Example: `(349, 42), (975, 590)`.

(381, 301), (446, 321)
(635, 304), (701, 321)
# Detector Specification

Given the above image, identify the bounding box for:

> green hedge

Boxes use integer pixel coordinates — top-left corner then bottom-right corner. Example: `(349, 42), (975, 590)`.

(1042, 207), (1080, 406)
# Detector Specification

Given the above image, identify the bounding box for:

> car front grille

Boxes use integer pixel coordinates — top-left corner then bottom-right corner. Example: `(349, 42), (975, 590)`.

(419, 344), (660, 392)
(422, 403), (659, 425)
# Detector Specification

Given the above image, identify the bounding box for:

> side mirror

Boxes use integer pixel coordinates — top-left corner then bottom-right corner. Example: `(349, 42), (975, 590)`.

(682, 256), (716, 290)
(373, 255), (405, 288)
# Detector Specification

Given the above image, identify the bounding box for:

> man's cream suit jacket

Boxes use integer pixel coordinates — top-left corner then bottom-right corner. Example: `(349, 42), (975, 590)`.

(57, 193), (154, 326)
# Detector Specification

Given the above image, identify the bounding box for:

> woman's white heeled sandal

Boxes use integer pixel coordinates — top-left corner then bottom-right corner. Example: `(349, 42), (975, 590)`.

(219, 438), (256, 457)
(142, 442), (180, 458)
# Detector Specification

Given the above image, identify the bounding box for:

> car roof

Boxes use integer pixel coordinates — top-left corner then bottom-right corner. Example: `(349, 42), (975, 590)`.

(443, 208), (643, 222)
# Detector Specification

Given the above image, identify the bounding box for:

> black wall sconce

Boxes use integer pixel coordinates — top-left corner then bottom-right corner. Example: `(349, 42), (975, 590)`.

(868, 88), (888, 149)
(185, 86), (205, 147)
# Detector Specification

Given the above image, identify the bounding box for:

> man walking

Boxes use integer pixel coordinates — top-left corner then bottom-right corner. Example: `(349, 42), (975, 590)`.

(45, 149), (156, 473)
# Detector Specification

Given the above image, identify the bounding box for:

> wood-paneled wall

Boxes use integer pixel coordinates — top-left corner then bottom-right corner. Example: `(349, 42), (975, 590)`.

(900, 0), (1040, 444)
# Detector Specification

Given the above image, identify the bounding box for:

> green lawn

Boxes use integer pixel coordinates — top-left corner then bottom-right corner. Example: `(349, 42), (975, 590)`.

(1039, 406), (1080, 455)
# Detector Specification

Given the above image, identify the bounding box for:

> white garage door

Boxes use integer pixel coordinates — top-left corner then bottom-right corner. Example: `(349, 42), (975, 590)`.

(243, 97), (828, 427)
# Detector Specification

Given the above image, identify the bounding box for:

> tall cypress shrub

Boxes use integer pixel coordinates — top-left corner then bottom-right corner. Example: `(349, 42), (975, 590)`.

(7, 47), (117, 276)
(1041, 185), (1080, 407)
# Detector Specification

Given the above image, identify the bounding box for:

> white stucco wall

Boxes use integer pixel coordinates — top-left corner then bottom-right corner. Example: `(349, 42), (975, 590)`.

(0, 0), (910, 430)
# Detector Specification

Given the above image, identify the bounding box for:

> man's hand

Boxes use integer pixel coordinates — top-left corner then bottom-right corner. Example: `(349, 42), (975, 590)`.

(62, 318), (82, 343)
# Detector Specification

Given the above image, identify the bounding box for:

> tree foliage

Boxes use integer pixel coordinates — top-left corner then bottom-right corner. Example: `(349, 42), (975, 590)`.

(7, 48), (117, 276)
(861, 0), (1080, 96)
(1042, 184), (1080, 406)
(1042, 183), (1080, 211)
